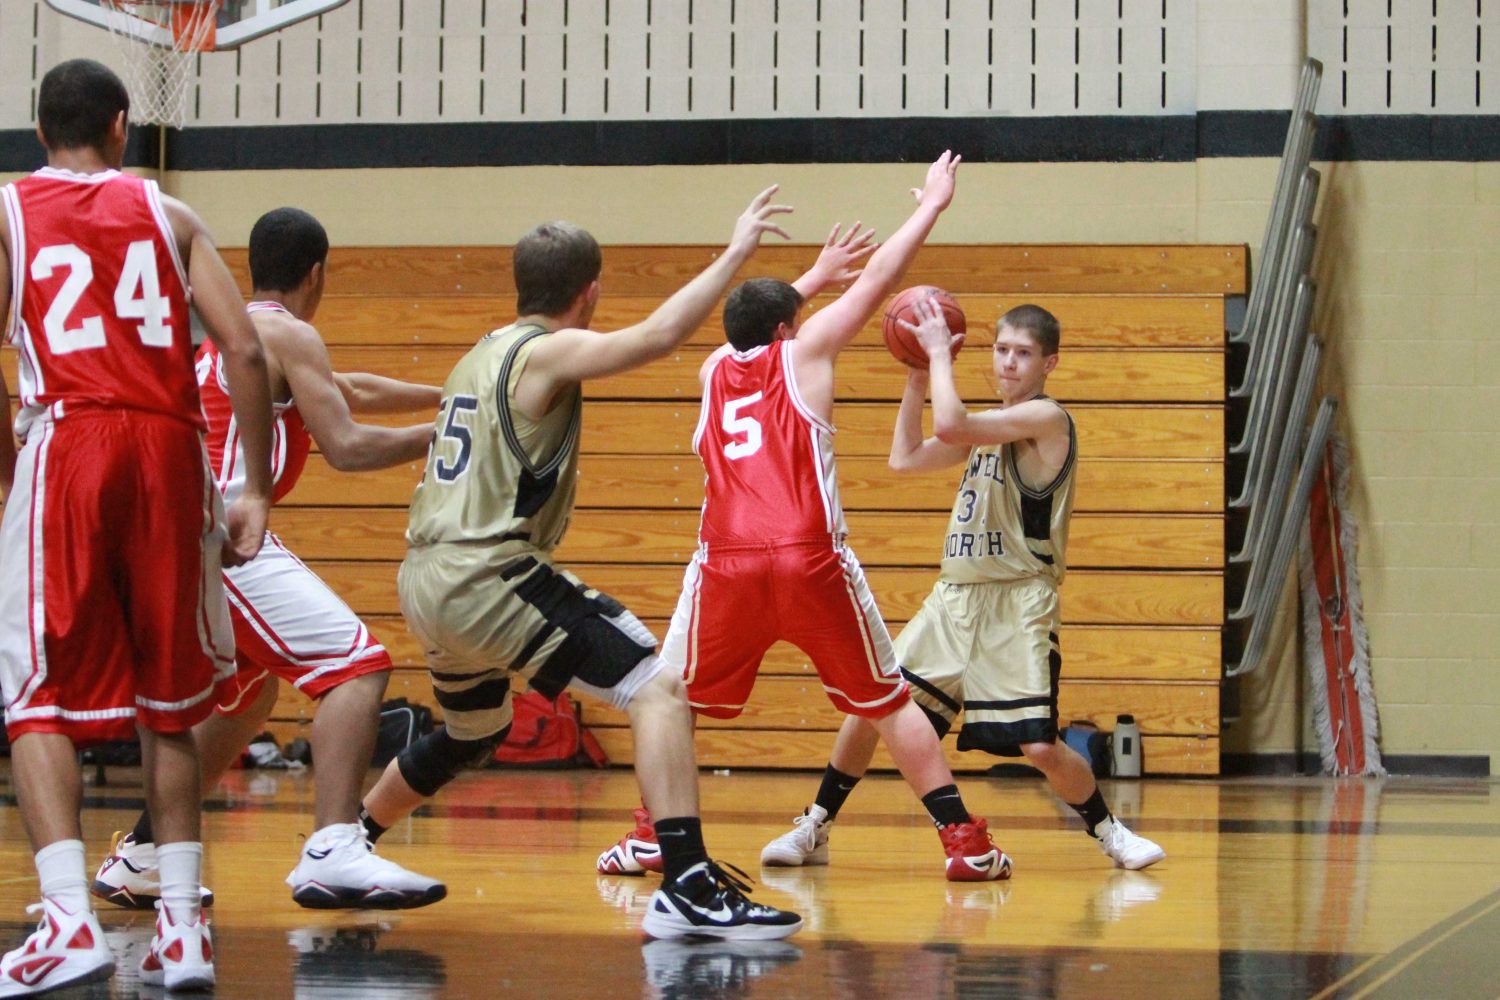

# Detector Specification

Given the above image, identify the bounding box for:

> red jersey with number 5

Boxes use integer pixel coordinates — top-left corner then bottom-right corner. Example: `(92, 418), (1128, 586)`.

(2, 168), (199, 441)
(693, 340), (846, 543)
(196, 301), (311, 505)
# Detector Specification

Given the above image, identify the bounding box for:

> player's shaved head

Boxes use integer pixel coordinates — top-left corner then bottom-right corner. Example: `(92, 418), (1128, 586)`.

(37, 59), (130, 154)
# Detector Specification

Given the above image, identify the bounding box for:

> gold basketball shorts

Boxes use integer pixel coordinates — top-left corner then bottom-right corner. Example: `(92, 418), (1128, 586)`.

(894, 576), (1061, 757)
(398, 541), (661, 741)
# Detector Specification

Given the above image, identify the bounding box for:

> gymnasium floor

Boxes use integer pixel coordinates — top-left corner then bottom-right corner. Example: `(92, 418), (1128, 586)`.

(1, 765), (1497, 999)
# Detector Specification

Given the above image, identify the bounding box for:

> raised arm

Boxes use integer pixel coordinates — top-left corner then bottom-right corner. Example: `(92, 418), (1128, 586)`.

(888, 368), (969, 474)
(333, 371), (442, 415)
(791, 222), (877, 301)
(167, 196), (274, 566)
(522, 187), (792, 393)
(271, 325), (433, 471)
(793, 151), (960, 362)
(907, 298), (1068, 447)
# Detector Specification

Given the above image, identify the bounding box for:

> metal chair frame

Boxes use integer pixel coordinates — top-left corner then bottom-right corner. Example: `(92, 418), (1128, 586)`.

(1225, 397), (1338, 677)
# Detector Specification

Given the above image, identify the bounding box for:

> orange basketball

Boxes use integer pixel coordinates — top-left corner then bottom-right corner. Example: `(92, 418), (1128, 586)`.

(882, 286), (966, 368)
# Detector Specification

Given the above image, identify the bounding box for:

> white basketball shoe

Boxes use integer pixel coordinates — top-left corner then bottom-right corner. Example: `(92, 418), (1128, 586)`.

(138, 902), (214, 992)
(0, 898), (115, 997)
(760, 805), (832, 867)
(286, 823), (447, 910)
(92, 832), (214, 911)
(1096, 817), (1166, 870)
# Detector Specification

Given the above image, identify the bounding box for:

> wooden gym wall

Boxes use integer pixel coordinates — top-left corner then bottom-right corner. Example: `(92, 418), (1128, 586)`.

(2, 242), (1245, 775)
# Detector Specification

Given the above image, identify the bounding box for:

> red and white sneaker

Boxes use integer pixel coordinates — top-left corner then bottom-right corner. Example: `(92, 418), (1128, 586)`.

(0, 898), (115, 997)
(138, 903), (215, 992)
(596, 807), (663, 876)
(939, 817), (1014, 882)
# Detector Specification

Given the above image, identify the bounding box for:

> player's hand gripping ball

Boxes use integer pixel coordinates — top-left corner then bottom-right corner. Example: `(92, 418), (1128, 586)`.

(882, 286), (965, 368)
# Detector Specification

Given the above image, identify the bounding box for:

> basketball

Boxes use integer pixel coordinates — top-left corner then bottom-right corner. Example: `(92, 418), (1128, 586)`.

(882, 286), (966, 368)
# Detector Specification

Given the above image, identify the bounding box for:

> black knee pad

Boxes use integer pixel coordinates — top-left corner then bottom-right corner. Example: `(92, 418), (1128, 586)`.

(396, 725), (510, 798)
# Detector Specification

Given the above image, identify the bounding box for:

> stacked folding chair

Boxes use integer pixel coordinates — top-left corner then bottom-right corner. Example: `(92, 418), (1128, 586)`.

(1222, 59), (1338, 679)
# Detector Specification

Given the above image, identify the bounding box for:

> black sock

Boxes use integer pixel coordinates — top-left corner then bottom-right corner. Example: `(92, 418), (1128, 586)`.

(814, 765), (861, 821)
(359, 806), (387, 844)
(1069, 788), (1112, 837)
(654, 816), (708, 884)
(131, 812), (154, 845)
(920, 784), (970, 829)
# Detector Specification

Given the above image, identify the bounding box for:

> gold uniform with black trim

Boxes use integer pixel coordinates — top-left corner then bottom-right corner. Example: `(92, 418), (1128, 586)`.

(896, 397), (1077, 756)
(399, 323), (660, 742)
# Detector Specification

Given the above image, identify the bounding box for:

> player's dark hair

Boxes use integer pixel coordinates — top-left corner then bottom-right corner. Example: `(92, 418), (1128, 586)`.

(723, 278), (804, 352)
(998, 303), (1061, 355)
(37, 59), (130, 153)
(249, 208), (330, 292)
(514, 222), (602, 316)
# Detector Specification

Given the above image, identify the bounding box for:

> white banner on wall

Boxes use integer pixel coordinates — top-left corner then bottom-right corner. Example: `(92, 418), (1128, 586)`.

(1, 0), (1493, 130)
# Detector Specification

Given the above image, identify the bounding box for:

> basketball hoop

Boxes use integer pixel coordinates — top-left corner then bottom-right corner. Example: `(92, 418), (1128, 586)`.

(98, 1), (221, 128)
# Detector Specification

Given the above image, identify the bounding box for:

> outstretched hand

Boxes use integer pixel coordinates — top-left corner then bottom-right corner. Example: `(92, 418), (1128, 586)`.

(899, 294), (965, 361)
(804, 221), (879, 290)
(909, 150), (961, 211)
(728, 185), (795, 257)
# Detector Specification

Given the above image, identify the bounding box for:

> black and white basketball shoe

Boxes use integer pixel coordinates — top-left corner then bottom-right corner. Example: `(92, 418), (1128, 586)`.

(642, 861), (802, 941)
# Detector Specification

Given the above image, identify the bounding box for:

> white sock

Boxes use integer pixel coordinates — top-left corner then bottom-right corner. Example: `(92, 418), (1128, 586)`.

(35, 840), (90, 914)
(155, 842), (203, 925)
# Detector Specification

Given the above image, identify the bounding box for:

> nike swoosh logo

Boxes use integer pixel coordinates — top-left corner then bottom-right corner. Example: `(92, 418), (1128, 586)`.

(683, 899), (735, 922)
(17, 957), (63, 986)
(306, 848), (333, 860)
(657, 830), (687, 838)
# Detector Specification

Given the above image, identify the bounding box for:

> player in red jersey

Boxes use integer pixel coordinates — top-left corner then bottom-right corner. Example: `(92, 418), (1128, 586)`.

(0, 60), (273, 995)
(599, 152), (1014, 884)
(91, 207), (446, 914)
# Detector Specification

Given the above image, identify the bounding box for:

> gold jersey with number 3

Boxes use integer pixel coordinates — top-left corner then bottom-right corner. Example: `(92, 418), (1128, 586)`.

(406, 322), (582, 551)
(938, 400), (1076, 586)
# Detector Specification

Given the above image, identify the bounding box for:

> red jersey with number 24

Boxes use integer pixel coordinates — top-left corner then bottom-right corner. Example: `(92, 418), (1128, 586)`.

(2, 168), (199, 441)
(694, 340), (847, 544)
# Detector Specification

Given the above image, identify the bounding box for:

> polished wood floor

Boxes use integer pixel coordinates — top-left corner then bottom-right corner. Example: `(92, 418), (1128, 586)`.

(2, 764), (1498, 999)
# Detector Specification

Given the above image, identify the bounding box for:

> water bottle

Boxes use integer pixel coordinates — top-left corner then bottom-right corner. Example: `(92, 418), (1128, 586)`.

(1111, 714), (1142, 778)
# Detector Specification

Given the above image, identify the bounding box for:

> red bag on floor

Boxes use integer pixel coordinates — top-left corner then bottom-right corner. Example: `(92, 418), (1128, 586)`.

(493, 691), (608, 768)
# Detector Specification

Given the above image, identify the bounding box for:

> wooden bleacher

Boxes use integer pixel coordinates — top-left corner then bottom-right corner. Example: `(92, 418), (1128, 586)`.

(2, 244), (1244, 775)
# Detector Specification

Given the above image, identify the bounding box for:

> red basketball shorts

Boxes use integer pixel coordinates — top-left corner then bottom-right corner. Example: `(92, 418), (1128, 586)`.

(215, 532), (393, 714)
(661, 536), (908, 720)
(0, 409), (236, 742)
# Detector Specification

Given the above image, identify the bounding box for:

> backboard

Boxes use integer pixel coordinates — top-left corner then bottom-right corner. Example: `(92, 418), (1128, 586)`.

(44, 0), (351, 50)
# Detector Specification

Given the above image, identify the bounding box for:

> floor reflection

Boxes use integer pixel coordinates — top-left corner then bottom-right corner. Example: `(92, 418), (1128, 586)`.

(0, 884), (1378, 1000)
(3, 770), (1496, 998)
(290, 922), (446, 999)
(641, 939), (803, 1000)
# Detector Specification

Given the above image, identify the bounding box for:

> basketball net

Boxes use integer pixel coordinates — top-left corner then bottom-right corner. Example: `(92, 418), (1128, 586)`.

(99, 1), (221, 128)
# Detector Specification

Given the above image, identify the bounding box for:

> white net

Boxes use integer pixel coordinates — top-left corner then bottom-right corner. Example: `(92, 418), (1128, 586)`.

(99, 1), (220, 128)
